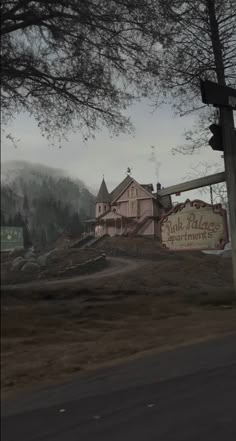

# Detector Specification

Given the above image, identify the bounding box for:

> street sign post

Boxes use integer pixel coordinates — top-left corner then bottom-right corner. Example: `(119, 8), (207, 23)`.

(220, 106), (236, 294)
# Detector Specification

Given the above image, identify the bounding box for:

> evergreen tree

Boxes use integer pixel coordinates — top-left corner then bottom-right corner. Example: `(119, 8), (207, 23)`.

(68, 213), (83, 237)
(23, 217), (32, 248)
(23, 193), (29, 212)
(14, 212), (24, 227)
(0, 210), (6, 226)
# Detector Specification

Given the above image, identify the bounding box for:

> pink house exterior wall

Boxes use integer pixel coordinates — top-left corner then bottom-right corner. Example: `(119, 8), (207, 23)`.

(116, 201), (129, 217)
(116, 198), (154, 218)
(96, 202), (110, 218)
(138, 198), (153, 217)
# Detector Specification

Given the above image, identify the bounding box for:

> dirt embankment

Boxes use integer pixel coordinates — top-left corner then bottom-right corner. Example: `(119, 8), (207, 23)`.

(95, 235), (205, 259)
(1, 248), (106, 285)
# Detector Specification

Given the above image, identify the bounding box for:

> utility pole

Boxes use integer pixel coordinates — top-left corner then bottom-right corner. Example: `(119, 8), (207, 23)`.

(200, 78), (236, 294)
(220, 107), (236, 293)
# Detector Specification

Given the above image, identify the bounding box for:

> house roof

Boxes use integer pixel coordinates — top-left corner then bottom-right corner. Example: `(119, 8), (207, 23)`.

(96, 178), (110, 203)
(97, 210), (128, 221)
(161, 195), (172, 209)
(110, 175), (133, 202)
(141, 184), (154, 193)
(111, 175), (157, 202)
(154, 193), (172, 210)
(97, 174), (161, 207)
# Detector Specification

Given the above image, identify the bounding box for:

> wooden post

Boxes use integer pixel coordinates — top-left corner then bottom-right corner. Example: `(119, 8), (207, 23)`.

(210, 185), (213, 204)
(220, 106), (236, 294)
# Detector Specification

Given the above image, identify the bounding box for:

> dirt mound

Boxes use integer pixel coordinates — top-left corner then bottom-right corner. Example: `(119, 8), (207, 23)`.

(95, 236), (204, 260)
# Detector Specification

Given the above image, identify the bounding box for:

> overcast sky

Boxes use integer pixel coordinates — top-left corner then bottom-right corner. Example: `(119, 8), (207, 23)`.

(2, 99), (226, 202)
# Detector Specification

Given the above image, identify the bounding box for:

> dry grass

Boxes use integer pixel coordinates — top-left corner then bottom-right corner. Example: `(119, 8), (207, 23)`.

(1, 244), (236, 397)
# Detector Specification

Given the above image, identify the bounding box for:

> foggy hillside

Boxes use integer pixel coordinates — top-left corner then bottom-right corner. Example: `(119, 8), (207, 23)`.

(1, 161), (96, 246)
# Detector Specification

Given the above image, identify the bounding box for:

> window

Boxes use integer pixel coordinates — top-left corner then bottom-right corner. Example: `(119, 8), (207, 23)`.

(130, 186), (135, 198)
(104, 205), (106, 211)
(99, 205), (101, 213)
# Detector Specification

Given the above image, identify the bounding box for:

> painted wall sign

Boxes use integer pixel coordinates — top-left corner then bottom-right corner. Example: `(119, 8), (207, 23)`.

(0, 227), (24, 251)
(160, 200), (228, 251)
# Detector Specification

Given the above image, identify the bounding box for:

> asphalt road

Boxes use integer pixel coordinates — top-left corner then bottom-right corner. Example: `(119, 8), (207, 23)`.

(2, 334), (236, 441)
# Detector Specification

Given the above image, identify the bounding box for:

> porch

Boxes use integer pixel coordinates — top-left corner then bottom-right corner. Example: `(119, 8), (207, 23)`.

(95, 214), (129, 237)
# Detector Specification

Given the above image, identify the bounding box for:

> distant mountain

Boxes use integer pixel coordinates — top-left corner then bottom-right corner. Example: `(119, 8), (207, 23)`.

(1, 161), (96, 246)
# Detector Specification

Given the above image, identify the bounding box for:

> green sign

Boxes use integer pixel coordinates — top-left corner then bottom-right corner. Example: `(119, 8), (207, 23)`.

(1, 227), (24, 251)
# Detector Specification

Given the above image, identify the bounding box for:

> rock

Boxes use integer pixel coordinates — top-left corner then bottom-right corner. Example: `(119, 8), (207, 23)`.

(11, 256), (27, 271)
(37, 248), (60, 267)
(9, 247), (25, 258)
(37, 255), (47, 267)
(37, 252), (51, 266)
(21, 262), (40, 273)
(24, 251), (37, 260)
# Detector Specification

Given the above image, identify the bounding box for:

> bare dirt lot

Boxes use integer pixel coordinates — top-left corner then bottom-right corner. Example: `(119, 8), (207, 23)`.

(1, 238), (236, 398)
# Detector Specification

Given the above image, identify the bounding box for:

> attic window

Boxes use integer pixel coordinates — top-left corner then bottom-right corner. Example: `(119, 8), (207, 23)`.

(130, 186), (135, 197)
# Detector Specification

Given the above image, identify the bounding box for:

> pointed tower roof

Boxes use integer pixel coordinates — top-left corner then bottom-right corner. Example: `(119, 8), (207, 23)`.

(96, 178), (110, 203)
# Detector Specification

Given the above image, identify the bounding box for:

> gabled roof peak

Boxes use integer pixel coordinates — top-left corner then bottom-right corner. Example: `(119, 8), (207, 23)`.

(109, 175), (133, 202)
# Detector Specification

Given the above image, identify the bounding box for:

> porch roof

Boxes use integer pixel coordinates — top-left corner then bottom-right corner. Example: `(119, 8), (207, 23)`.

(97, 211), (128, 221)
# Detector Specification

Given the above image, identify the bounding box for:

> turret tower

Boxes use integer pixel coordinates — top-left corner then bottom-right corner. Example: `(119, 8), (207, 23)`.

(96, 178), (110, 218)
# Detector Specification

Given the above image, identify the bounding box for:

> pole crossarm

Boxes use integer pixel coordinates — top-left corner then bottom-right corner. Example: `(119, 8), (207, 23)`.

(157, 172), (225, 197)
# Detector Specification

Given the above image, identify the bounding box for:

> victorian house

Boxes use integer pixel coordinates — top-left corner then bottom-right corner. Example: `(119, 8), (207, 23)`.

(85, 174), (172, 237)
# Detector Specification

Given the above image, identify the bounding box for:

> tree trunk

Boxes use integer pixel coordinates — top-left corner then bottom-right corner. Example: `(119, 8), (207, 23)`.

(207, 0), (226, 86)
